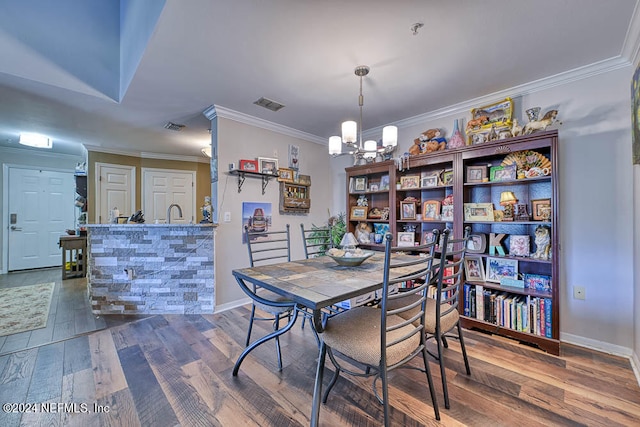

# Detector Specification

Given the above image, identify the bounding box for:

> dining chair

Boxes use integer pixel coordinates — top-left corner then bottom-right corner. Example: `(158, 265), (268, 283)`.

(385, 227), (472, 409)
(242, 224), (295, 371)
(427, 227), (472, 409)
(300, 223), (333, 258)
(311, 231), (441, 426)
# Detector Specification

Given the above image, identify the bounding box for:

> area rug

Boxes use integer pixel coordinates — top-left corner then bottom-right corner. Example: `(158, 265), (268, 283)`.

(0, 282), (55, 337)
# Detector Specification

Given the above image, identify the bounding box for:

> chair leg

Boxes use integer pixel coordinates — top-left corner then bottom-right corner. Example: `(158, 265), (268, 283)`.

(246, 303), (257, 347)
(457, 322), (471, 375)
(421, 343), (441, 421)
(441, 334), (449, 348)
(311, 342), (327, 427)
(435, 331), (450, 409)
(274, 314), (283, 371)
(380, 362), (390, 427)
(322, 348), (341, 403)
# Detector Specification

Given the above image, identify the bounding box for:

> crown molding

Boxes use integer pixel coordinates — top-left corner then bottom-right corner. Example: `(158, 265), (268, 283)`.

(363, 55), (632, 139)
(622, 0), (640, 67)
(204, 104), (326, 145)
(84, 144), (209, 163)
(0, 145), (84, 160)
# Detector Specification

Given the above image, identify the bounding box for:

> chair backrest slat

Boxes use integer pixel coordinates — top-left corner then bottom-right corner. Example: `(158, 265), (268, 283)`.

(300, 223), (333, 259)
(379, 230), (440, 368)
(434, 227), (471, 320)
(245, 224), (291, 267)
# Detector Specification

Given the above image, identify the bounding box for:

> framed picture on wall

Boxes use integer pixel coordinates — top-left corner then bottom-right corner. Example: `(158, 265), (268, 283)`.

(258, 157), (279, 175)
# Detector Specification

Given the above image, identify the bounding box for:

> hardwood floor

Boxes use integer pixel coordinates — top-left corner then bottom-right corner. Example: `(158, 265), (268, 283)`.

(0, 270), (639, 426)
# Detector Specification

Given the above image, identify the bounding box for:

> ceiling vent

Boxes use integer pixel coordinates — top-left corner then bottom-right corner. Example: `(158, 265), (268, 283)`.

(253, 97), (285, 112)
(164, 122), (186, 131)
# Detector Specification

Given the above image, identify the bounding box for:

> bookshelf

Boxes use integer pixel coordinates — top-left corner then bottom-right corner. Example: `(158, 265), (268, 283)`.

(344, 130), (559, 354)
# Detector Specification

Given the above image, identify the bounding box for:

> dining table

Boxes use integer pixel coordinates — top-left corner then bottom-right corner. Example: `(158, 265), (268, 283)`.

(231, 251), (432, 426)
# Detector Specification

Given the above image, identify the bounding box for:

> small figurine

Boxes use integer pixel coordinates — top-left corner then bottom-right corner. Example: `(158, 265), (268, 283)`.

(200, 196), (213, 223)
(532, 225), (551, 260)
(522, 110), (560, 135)
(511, 118), (523, 137)
(354, 222), (372, 244)
(466, 115), (489, 131)
(356, 194), (368, 207)
(487, 124), (498, 141)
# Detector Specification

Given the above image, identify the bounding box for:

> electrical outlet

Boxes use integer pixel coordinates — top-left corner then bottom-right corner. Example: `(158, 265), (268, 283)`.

(224, 212), (231, 222)
(573, 286), (585, 300)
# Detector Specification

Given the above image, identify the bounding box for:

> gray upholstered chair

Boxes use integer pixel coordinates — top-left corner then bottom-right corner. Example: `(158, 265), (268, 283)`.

(242, 224), (295, 371)
(311, 232), (441, 426)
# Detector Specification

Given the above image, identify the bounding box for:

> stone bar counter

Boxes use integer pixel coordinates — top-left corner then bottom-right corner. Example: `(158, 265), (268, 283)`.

(86, 223), (216, 315)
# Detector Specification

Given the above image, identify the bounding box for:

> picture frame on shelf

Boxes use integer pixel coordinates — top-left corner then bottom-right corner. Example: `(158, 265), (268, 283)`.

(464, 256), (485, 282)
(258, 157), (279, 175)
(239, 159), (259, 172)
(441, 169), (454, 186)
(397, 232), (415, 247)
(298, 174), (311, 186)
(422, 200), (441, 221)
(466, 233), (487, 253)
(524, 273), (552, 293)
(423, 230), (437, 245)
(400, 175), (420, 189)
(369, 184), (379, 192)
(277, 168), (295, 182)
(485, 257), (518, 283)
(463, 203), (495, 221)
(493, 210), (504, 222)
(421, 174), (439, 188)
(379, 175), (390, 190)
(350, 206), (368, 220)
(352, 176), (367, 192)
(490, 164), (517, 182)
(400, 201), (416, 220)
(288, 144), (299, 170)
(367, 207), (383, 219)
(441, 205), (454, 222)
(509, 235), (530, 257)
(466, 165), (487, 183)
(532, 198), (552, 221)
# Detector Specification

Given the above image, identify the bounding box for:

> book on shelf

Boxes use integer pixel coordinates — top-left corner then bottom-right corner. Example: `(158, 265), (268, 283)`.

(475, 285), (484, 320)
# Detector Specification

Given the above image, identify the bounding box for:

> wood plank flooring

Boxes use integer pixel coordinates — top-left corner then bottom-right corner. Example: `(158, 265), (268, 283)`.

(0, 269), (639, 426)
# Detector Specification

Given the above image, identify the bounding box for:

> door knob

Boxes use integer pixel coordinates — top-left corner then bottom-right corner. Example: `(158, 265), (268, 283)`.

(10, 226), (22, 231)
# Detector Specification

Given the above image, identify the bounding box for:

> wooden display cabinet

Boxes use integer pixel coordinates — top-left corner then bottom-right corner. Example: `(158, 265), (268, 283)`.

(344, 130), (560, 354)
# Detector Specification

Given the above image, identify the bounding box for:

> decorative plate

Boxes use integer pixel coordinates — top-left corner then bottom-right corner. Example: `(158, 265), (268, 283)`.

(327, 251), (375, 267)
(501, 150), (551, 171)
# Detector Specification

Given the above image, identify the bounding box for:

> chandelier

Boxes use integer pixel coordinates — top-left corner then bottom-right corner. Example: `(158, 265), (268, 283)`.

(328, 65), (397, 165)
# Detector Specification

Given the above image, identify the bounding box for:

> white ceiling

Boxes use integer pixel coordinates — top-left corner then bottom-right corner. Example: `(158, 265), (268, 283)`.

(0, 0), (638, 159)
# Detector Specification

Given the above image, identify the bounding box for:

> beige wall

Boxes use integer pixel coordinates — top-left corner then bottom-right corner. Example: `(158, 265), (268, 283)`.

(214, 117), (333, 309)
(87, 151), (210, 223)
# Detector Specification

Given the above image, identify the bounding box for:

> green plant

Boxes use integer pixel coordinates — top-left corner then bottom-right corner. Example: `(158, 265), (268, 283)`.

(329, 212), (346, 247)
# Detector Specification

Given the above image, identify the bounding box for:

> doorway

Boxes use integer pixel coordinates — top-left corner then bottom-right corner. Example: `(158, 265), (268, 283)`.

(95, 163), (136, 224)
(7, 167), (75, 271)
(142, 168), (195, 223)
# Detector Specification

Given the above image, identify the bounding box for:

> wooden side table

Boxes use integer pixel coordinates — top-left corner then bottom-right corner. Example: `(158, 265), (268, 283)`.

(59, 235), (87, 280)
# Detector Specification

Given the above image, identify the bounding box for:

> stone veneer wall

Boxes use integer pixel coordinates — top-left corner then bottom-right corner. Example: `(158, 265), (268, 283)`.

(87, 224), (215, 314)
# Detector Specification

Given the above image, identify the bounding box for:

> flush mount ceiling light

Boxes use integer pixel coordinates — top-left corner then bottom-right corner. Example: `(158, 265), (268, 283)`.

(328, 65), (397, 165)
(19, 133), (52, 148)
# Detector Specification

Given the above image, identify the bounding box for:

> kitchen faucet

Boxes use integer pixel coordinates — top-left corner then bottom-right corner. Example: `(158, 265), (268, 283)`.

(167, 204), (183, 224)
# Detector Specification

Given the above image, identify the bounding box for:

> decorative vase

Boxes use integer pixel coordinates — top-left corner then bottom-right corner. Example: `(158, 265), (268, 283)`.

(448, 119), (465, 149)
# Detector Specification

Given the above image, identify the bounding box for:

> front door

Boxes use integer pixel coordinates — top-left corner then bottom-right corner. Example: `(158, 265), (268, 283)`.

(142, 168), (195, 223)
(8, 167), (75, 270)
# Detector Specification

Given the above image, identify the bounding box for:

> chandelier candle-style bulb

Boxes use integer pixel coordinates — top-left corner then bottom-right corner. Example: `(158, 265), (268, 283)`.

(329, 136), (342, 155)
(342, 120), (357, 144)
(382, 125), (398, 147)
(363, 140), (377, 158)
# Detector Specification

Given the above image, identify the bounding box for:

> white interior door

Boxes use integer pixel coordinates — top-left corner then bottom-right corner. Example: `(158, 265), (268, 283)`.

(142, 168), (195, 223)
(8, 167), (75, 271)
(96, 163), (135, 223)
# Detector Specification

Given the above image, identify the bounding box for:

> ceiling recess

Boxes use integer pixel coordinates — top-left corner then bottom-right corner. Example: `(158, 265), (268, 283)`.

(254, 97), (285, 112)
(164, 122), (186, 131)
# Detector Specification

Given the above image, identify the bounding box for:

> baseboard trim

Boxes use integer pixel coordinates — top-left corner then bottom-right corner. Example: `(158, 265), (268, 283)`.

(561, 332), (640, 386)
(214, 297), (251, 313)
